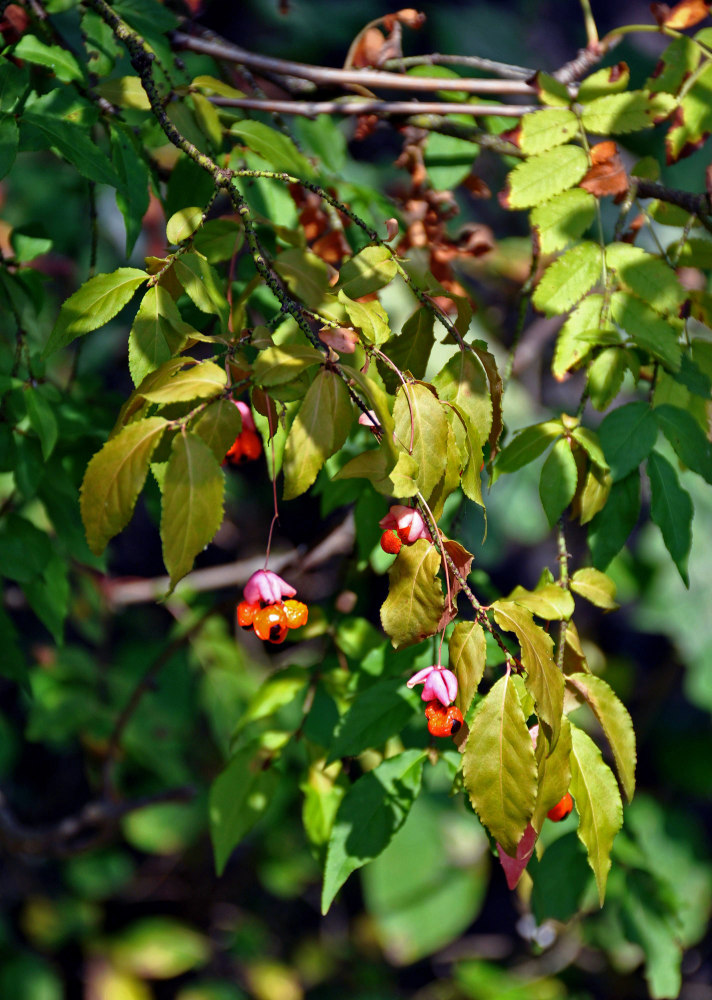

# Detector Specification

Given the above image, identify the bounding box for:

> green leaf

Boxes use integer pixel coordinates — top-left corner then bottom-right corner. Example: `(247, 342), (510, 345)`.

(327, 677), (421, 762)
(587, 347), (628, 411)
(578, 63), (631, 102)
(519, 108), (579, 155)
(21, 110), (122, 188)
(570, 567), (619, 610)
(0, 605), (27, 688)
(10, 225), (52, 263)
(567, 673), (636, 801)
(210, 745), (280, 875)
(393, 383), (449, 499)
(235, 666), (309, 731)
(539, 437), (578, 525)
(160, 433), (224, 588)
(111, 123), (150, 257)
(665, 61), (712, 162)
(45, 268), (148, 355)
(424, 128), (477, 189)
(580, 90), (675, 134)
(552, 293), (613, 379)
(491, 601), (563, 747)
(22, 552), (69, 645)
(502, 145), (588, 210)
(647, 35), (699, 95)
(193, 218), (243, 263)
(252, 343), (324, 386)
(429, 421), (464, 519)
(605, 243), (683, 317)
(449, 621), (486, 715)
(506, 583), (574, 620)
(321, 749), (425, 913)
(532, 241), (601, 317)
(530, 188), (596, 254)
(569, 723), (623, 904)
(380, 308), (434, 390)
(621, 872), (683, 1000)
(647, 450), (693, 586)
(588, 471), (640, 569)
(282, 369), (352, 499)
(166, 206), (204, 245)
(0, 58), (29, 113)
(140, 360), (227, 404)
(335, 246), (398, 299)
(532, 717), (572, 833)
(462, 674), (538, 855)
(494, 420), (561, 477)
(0, 512), (52, 583)
(188, 397), (243, 463)
(380, 539), (444, 650)
(96, 75), (150, 109)
(13, 35), (84, 83)
(610, 292), (681, 371)
(598, 401), (657, 482)
(80, 417), (167, 555)
(173, 253), (228, 327)
(338, 290), (390, 344)
(128, 285), (193, 387)
(0, 114), (18, 180)
(653, 403), (712, 484)
(24, 387), (58, 460)
(571, 426), (608, 471)
(231, 119), (314, 177)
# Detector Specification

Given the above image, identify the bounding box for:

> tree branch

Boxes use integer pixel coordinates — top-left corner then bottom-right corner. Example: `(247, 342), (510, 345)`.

(172, 31), (535, 95)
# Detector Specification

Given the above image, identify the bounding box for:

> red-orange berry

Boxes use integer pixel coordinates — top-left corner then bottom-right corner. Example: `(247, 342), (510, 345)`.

(283, 599), (308, 629)
(237, 600), (260, 628)
(380, 529), (402, 555)
(424, 699), (464, 737)
(253, 604), (289, 644)
(225, 435), (244, 464)
(240, 429), (262, 461)
(547, 791), (574, 822)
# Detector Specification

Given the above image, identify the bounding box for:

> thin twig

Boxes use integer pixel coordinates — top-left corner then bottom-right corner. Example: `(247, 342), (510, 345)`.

(210, 96), (539, 118)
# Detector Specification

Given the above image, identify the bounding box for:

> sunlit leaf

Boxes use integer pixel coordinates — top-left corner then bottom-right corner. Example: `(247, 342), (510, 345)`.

(380, 539), (444, 650)
(462, 673), (538, 855)
(449, 621), (487, 715)
(283, 369), (352, 499)
(567, 673), (636, 801)
(570, 723), (623, 904)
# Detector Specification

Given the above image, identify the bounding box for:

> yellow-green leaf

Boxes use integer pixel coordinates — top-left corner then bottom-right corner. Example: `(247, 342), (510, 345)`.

(570, 723), (623, 904)
(140, 360), (227, 404)
(491, 600), (563, 746)
(519, 108), (579, 155)
(449, 621), (486, 715)
(96, 75), (150, 109)
(393, 382), (449, 499)
(570, 568), (619, 610)
(462, 673), (538, 855)
(581, 90), (675, 134)
(80, 417), (167, 555)
(380, 539), (444, 650)
(506, 582), (574, 620)
(252, 344), (324, 386)
(166, 206), (204, 245)
(128, 285), (194, 387)
(530, 188), (597, 254)
(160, 433), (224, 588)
(338, 290), (391, 344)
(188, 397), (243, 463)
(503, 145), (588, 210)
(532, 716), (572, 832)
(283, 369), (352, 499)
(336, 245), (398, 299)
(567, 673), (636, 801)
(45, 267), (148, 355)
(532, 241), (602, 317)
